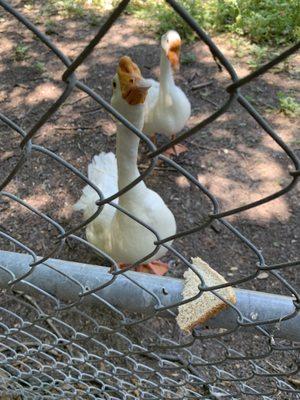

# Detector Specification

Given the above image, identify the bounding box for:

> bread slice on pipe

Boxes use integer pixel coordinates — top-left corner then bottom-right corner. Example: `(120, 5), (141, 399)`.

(176, 257), (237, 333)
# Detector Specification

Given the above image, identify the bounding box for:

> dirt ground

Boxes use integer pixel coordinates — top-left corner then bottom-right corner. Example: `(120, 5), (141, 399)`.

(0, 0), (299, 398)
(1, 0), (299, 289)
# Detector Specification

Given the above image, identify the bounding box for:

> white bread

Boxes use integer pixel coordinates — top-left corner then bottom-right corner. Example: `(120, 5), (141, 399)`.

(176, 257), (236, 333)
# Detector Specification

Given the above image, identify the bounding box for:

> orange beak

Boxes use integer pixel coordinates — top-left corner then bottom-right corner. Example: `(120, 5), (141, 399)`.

(122, 80), (150, 105)
(118, 56), (150, 105)
(167, 38), (181, 71)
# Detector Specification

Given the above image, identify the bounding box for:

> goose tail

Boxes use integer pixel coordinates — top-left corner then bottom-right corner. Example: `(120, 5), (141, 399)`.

(74, 152), (118, 222)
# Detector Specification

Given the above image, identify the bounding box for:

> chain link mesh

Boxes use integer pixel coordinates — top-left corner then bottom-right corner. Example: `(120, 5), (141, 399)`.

(0, 0), (299, 398)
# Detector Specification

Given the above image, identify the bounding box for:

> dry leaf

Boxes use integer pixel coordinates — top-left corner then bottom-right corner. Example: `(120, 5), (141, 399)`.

(164, 143), (188, 157)
(1, 151), (14, 161)
(136, 261), (169, 275)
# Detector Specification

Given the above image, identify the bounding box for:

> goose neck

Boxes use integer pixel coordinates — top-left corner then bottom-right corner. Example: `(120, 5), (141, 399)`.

(116, 119), (144, 201)
(160, 49), (174, 89)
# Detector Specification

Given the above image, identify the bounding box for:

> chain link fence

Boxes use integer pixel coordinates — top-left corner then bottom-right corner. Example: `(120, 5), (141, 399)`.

(0, 0), (299, 398)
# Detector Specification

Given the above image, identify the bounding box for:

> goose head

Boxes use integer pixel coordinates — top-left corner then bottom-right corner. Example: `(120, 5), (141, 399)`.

(111, 56), (150, 124)
(161, 30), (181, 71)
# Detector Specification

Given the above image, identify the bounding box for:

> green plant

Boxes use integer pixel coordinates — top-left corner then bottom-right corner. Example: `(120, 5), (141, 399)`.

(55, 0), (85, 17)
(206, 0), (299, 44)
(244, 94), (256, 104)
(34, 61), (46, 74)
(247, 44), (268, 69)
(277, 92), (300, 117)
(181, 51), (197, 64)
(290, 138), (300, 146)
(14, 43), (29, 61)
(42, 0), (108, 21)
(128, 0), (299, 45)
(128, 0), (206, 42)
(45, 19), (57, 35)
(232, 0), (300, 44)
(87, 12), (103, 27)
(229, 36), (251, 58)
(272, 58), (291, 74)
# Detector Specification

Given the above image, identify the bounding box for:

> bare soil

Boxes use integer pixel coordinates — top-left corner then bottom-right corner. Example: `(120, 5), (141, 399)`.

(1, 0), (299, 288)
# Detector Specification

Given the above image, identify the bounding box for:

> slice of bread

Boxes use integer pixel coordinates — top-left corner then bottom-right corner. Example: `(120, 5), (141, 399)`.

(176, 257), (236, 333)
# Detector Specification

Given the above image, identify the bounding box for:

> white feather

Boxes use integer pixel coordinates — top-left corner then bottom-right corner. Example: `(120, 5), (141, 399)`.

(74, 60), (176, 265)
(144, 83), (191, 136)
(143, 31), (191, 139)
(74, 152), (118, 250)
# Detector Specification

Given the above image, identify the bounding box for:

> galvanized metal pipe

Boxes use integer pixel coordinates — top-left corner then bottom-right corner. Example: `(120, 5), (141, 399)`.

(0, 250), (299, 341)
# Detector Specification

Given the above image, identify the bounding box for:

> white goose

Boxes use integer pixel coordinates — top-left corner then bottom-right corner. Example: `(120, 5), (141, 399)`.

(143, 30), (191, 153)
(74, 56), (176, 275)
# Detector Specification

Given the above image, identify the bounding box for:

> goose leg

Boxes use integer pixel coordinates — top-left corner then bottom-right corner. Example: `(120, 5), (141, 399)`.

(151, 133), (157, 147)
(118, 261), (169, 276)
(150, 133), (164, 173)
(164, 134), (188, 157)
(171, 133), (178, 156)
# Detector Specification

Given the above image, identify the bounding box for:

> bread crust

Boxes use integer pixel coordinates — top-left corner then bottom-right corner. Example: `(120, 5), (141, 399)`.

(181, 293), (236, 333)
(176, 257), (237, 333)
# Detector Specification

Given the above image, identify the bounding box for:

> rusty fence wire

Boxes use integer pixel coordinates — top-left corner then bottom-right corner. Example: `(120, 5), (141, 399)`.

(0, 0), (300, 398)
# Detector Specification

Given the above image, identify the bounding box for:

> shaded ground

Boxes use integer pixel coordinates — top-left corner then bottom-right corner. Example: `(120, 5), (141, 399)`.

(0, 0), (299, 398)
(1, 0), (299, 288)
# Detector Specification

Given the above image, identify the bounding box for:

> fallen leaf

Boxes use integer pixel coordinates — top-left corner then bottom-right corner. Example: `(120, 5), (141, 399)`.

(1, 150), (14, 161)
(101, 120), (116, 136)
(136, 261), (169, 275)
(164, 143), (188, 157)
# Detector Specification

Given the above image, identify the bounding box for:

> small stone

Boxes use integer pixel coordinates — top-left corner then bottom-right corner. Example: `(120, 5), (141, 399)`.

(257, 272), (269, 280)
(223, 149), (229, 154)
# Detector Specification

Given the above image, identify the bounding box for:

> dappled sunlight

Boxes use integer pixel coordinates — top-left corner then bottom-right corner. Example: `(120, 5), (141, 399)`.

(26, 82), (63, 105)
(191, 40), (235, 83)
(197, 160), (291, 223)
(262, 70), (300, 91)
(208, 38), (250, 79)
(194, 112), (295, 224)
(187, 111), (212, 126)
(1, 0), (298, 280)
(3, 183), (76, 223)
(261, 116), (299, 151)
(175, 175), (190, 188)
(0, 3), (298, 399)
(0, 35), (14, 53)
(6, 85), (28, 108)
(23, 192), (52, 210)
(0, 89), (6, 102)
(95, 118), (116, 136)
(230, 63), (250, 78)
(248, 157), (287, 181)
(104, 20), (156, 49)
